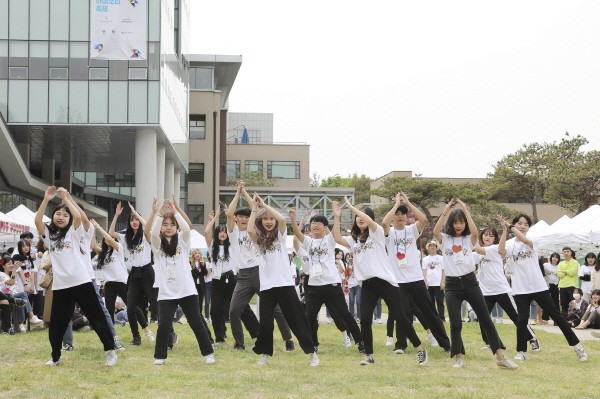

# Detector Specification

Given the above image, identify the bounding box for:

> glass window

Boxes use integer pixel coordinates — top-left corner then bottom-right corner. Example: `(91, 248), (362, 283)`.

(147, 42), (159, 80)
(245, 160), (263, 174)
(70, 0), (88, 41)
(8, 80), (28, 122)
(148, 0), (160, 41)
(188, 163), (204, 183)
(0, 0), (7, 39)
(29, 41), (48, 79)
(188, 204), (204, 225)
(147, 81), (159, 123)
(108, 81), (127, 123)
(0, 79), (7, 119)
(0, 40), (7, 78)
(49, 41), (68, 67)
(128, 81), (147, 123)
(189, 115), (206, 139)
(30, 0), (50, 40)
(8, 67), (27, 79)
(9, 41), (28, 67)
(69, 42), (88, 80)
(69, 81), (88, 123)
(28, 81), (48, 122)
(226, 161), (241, 181)
(49, 80), (68, 123)
(89, 68), (108, 80)
(49, 67), (68, 79)
(267, 161), (300, 179)
(50, 0), (69, 40)
(9, 0), (28, 40)
(89, 81), (108, 123)
(109, 60), (128, 80)
(193, 68), (213, 90)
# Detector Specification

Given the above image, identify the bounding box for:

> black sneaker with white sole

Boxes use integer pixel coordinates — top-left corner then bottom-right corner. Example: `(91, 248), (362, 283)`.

(530, 338), (540, 352)
(360, 355), (374, 365)
(417, 349), (428, 366)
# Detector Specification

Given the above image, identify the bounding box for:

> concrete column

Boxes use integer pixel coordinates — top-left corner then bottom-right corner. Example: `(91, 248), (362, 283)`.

(156, 144), (166, 201)
(42, 159), (55, 185)
(135, 129), (157, 218)
(173, 168), (181, 204)
(165, 160), (174, 200)
(60, 143), (72, 190)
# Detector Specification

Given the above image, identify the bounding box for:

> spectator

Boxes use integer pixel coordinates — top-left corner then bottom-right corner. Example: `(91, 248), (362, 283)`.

(557, 247), (579, 319)
(566, 288), (588, 328)
(574, 289), (600, 330)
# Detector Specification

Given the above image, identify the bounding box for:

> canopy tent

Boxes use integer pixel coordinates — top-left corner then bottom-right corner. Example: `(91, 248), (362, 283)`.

(535, 206), (600, 256)
(6, 204), (50, 230)
(0, 211), (31, 248)
(189, 229), (208, 254)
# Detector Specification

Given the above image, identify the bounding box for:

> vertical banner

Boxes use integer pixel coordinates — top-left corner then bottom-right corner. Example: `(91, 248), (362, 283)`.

(90, 0), (147, 60)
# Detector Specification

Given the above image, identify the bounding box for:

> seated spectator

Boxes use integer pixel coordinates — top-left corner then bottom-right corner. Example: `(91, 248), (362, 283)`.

(566, 288), (588, 327)
(0, 257), (43, 332)
(72, 305), (90, 332)
(114, 297), (128, 326)
(575, 289), (600, 330)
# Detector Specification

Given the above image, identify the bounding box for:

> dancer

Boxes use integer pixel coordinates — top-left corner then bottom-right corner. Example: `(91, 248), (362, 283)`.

(433, 199), (517, 369)
(146, 199), (214, 365)
(502, 214), (588, 362)
(333, 197), (428, 366)
(541, 252), (561, 324)
(35, 186), (116, 367)
(248, 194), (319, 367)
(422, 240), (445, 321)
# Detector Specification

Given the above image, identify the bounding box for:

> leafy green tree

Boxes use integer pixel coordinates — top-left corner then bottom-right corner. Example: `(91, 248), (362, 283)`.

(225, 171), (277, 187)
(320, 173), (372, 203)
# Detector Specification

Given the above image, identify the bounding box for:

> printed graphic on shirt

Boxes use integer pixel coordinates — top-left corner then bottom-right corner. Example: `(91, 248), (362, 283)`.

(428, 259), (441, 269)
(309, 246), (328, 258)
(50, 240), (72, 253)
(353, 241), (374, 254)
(512, 246), (534, 262)
(260, 242), (282, 255)
(392, 236), (414, 248)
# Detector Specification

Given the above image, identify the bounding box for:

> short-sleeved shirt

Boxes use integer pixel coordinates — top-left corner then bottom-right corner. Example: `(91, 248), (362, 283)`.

(440, 233), (475, 277)
(212, 245), (234, 280)
(119, 233), (152, 269)
(422, 254), (444, 286)
(258, 231), (295, 291)
(43, 225), (91, 290)
(472, 245), (511, 296)
(230, 226), (265, 271)
(100, 243), (129, 284)
(301, 233), (341, 286)
(152, 232), (196, 300)
(385, 224), (424, 283)
(343, 225), (397, 286)
(505, 238), (547, 295)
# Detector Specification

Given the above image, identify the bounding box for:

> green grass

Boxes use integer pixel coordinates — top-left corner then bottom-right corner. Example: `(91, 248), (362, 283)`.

(3, 321), (598, 399)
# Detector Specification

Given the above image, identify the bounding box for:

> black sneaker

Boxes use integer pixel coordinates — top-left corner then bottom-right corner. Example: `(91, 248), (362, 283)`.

(61, 344), (74, 352)
(360, 355), (374, 365)
(285, 340), (295, 352)
(530, 338), (540, 352)
(131, 336), (142, 346)
(233, 343), (245, 350)
(417, 349), (428, 366)
(357, 341), (366, 354)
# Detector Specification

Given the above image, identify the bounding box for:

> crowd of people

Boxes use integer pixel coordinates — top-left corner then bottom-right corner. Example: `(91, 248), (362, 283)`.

(1, 182), (598, 369)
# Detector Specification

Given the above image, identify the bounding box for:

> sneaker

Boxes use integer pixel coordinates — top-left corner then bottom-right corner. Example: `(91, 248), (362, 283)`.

(417, 349), (428, 366)
(257, 354), (269, 366)
(205, 354), (215, 365)
(592, 330), (600, 339)
(105, 350), (118, 367)
(309, 352), (320, 367)
(495, 317), (504, 324)
(497, 357), (518, 370)
(376, 318), (383, 324)
(285, 340), (295, 352)
(325, 317), (333, 324)
(530, 338), (540, 352)
(30, 321), (44, 330)
(514, 351), (526, 361)
(131, 336), (141, 346)
(19, 324), (26, 333)
(154, 358), (166, 365)
(360, 355), (375, 365)
(233, 343), (245, 350)
(452, 358), (465, 368)
(357, 341), (365, 353)
(145, 330), (155, 342)
(385, 336), (394, 346)
(14, 298), (27, 307)
(61, 343), (74, 352)
(393, 348), (405, 354)
(4, 328), (16, 335)
(427, 334), (439, 347)
(114, 338), (126, 351)
(29, 315), (43, 324)
(343, 336), (352, 348)
(481, 344), (491, 350)
(574, 344), (588, 362)
(46, 358), (61, 366)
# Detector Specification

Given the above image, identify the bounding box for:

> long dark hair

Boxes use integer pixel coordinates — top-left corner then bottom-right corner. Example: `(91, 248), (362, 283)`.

(16, 240), (34, 269)
(443, 209), (470, 237)
(159, 214), (179, 257)
(211, 225), (230, 261)
(125, 215), (144, 250)
(47, 204), (73, 243)
(479, 227), (499, 246)
(96, 239), (114, 270)
(335, 248), (346, 267)
(350, 207), (375, 243)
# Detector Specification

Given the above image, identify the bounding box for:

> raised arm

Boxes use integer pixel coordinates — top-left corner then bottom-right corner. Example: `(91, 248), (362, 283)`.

(507, 219), (533, 247)
(167, 199), (190, 243)
(240, 183), (256, 209)
(129, 202), (147, 226)
(332, 201), (350, 248)
(433, 200), (455, 243)
(255, 194), (286, 234)
(204, 208), (219, 247)
(401, 191), (427, 232)
(382, 193), (402, 235)
(344, 196), (377, 234)
(150, 201), (169, 249)
(456, 199), (478, 246)
(91, 219), (120, 251)
(497, 215), (509, 257)
(108, 202), (123, 240)
(68, 194), (90, 231)
(35, 186), (56, 235)
(226, 181), (242, 233)
(57, 188), (81, 229)
(144, 198), (158, 244)
(171, 193), (192, 228)
(247, 196), (259, 242)
(289, 207), (305, 244)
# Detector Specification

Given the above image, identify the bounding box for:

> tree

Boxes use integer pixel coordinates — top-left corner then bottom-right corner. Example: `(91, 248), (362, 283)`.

(320, 173), (371, 203)
(225, 170), (277, 187)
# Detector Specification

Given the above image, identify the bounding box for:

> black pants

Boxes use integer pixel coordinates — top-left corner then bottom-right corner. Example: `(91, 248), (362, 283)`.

(306, 284), (362, 347)
(542, 284), (559, 321)
(304, 274), (347, 333)
(559, 286), (575, 319)
(514, 290), (579, 352)
(49, 282), (115, 362)
(210, 272), (236, 342)
(104, 281), (147, 332)
(253, 286), (314, 356)
(388, 294), (427, 349)
(154, 295), (214, 359)
(127, 265), (157, 338)
(480, 293), (534, 345)
(396, 280), (450, 351)
(445, 273), (505, 357)
(428, 285), (445, 321)
(360, 277), (421, 355)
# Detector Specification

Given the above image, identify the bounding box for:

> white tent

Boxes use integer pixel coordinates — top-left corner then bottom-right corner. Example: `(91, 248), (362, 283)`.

(0, 211), (31, 247)
(6, 204), (50, 231)
(536, 206), (600, 256)
(189, 229), (208, 253)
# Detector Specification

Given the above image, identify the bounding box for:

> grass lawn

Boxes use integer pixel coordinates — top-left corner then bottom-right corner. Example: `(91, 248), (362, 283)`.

(3, 320), (598, 399)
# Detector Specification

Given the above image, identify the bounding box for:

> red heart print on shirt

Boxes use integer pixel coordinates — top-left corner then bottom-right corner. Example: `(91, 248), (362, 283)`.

(452, 245), (462, 253)
(396, 252), (406, 260)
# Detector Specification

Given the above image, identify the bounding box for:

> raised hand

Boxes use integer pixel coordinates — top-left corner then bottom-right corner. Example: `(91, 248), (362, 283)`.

(56, 187), (68, 200)
(289, 207), (297, 219)
(90, 219), (100, 228)
(44, 186), (57, 200)
(332, 201), (341, 217)
(115, 202), (123, 216)
(399, 191), (410, 204)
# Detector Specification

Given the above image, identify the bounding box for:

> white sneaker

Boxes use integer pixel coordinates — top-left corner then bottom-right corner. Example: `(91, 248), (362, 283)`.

(481, 344), (491, 350)
(344, 336), (352, 348)
(46, 358), (61, 366)
(376, 319), (383, 324)
(385, 336), (394, 346)
(574, 344), (588, 362)
(154, 358), (166, 365)
(145, 330), (155, 342)
(497, 357), (518, 370)
(514, 351), (526, 361)
(427, 333), (439, 347)
(495, 317), (503, 324)
(257, 354), (269, 366)
(309, 352), (320, 367)
(393, 348), (404, 354)
(205, 354), (215, 365)
(19, 324), (26, 333)
(29, 315), (43, 324)
(452, 358), (465, 368)
(114, 337), (126, 351)
(105, 350), (118, 367)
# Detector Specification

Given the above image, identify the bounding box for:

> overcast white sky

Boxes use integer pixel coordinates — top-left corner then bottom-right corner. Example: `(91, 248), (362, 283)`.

(189, 1), (600, 181)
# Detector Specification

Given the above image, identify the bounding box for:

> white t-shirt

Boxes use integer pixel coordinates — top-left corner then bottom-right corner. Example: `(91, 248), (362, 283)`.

(472, 245), (511, 296)
(422, 254), (444, 286)
(152, 232), (197, 300)
(77, 224), (96, 280)
(0, 271), (18, 295)
(579, 265), (592, 294)
(343, 225), (397, 286)
(43, 225), (91, 290)
(301, 233), (341, 286)
(204, 262), (213, 283)
(211, 245), (234, 280)
(257, 231), (294, 291)
(99, 243), (129, 284)
(230, 226), (264, 271)
(297, 246), (310, 275)
(119, 232), (152, 269)
(543, 262), (559, 285)
(385, 224), (424, 283)
(440, 233), (476, 277)
(505, 238), (547, 295)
